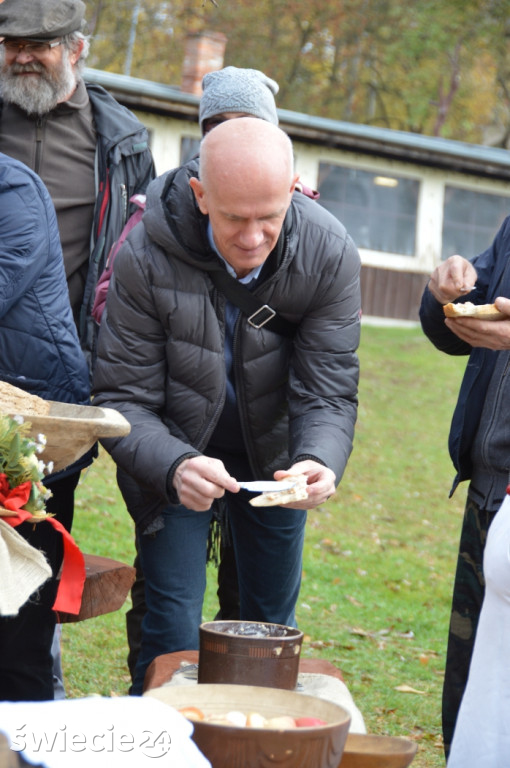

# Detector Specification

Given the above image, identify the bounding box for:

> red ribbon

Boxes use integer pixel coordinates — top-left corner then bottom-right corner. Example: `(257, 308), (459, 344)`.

(0, 474), (31, 511)
(3, 508), (85, 615)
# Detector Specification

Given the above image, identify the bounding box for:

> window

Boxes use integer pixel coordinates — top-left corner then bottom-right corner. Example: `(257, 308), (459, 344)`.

(317, 163), (420, 256)
(441, 186), (510, 260)
(180, 136), (200, 165)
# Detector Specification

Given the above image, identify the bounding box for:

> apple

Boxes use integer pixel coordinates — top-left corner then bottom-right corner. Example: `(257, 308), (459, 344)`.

(295, 717), (328, 727)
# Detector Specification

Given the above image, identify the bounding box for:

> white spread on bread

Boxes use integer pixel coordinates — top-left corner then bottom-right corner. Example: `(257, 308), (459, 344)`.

(249, 474), (308, 507)
(443, 302), (504, 320)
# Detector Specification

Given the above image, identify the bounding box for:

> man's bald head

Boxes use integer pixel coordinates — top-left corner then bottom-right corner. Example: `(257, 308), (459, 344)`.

(190, 118), (298, 278)
(199, 117), (294, 193)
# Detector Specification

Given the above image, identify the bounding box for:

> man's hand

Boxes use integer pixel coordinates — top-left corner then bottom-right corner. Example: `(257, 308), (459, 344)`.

(428, 255), (477, 304)
(274, 460), (336, 509)
(173, 455), (239, 511)
(445, 296), (510, 350)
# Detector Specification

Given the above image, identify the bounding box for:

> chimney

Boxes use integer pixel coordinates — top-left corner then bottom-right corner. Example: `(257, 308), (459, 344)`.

(181, 31), (227, 96)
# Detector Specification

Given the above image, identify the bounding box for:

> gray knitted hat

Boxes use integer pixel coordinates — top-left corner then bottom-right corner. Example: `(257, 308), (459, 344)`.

(0, 0), (86, 42)
(199, 66), (279, 133)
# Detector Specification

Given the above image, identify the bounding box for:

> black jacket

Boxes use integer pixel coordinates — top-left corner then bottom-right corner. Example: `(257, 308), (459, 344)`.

(80, 83), (156, 365)
(420, 216), (510, 493)
(93, 161), (361, 530)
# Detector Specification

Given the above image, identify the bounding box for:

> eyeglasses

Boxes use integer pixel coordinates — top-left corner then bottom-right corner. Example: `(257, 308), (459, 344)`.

(0, 39), (63, 56)
(203, 117), (229, 134)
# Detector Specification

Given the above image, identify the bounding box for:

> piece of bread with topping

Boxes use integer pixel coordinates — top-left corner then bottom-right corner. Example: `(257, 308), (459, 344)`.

(443, 302), (505, 321)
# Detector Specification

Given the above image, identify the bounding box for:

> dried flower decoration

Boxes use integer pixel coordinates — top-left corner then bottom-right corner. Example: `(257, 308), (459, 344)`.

(0, 413), (52, 518)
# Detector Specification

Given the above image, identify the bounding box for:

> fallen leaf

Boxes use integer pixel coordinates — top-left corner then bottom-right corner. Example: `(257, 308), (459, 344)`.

(350, 627), (372, 637)
(395, 684), (428, 695)
(345, 595), (363, 607)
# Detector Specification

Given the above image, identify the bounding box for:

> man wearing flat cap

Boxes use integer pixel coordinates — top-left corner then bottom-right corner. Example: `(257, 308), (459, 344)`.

(0, 0), (86, 39)
(0, 0), (155, 360)
(0, 0), (155, 699)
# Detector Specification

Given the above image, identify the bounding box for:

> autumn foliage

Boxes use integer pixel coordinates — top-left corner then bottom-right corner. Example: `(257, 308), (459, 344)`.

(85, 0), (510, 145)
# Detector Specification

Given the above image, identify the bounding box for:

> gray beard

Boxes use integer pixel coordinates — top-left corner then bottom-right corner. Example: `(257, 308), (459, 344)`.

(0, 52), (77, 115)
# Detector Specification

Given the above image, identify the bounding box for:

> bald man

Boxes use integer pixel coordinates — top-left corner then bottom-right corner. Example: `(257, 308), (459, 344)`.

(93, 118), (361, 695)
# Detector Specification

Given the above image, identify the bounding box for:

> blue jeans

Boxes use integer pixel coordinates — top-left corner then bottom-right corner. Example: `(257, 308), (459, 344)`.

(131, 491), (306, 695)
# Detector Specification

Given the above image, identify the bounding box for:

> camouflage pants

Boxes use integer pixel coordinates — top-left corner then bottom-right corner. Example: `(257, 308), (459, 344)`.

(442, 496), (498, 758)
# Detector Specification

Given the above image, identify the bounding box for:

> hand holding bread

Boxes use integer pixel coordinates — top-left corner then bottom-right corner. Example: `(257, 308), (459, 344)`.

(443, 297), (510, 351)
(428, 256), (510, 348)
(272, 460), (336, 509)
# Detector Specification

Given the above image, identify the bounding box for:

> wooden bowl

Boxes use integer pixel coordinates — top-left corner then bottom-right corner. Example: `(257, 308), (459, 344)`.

(146, 682), (351, 768)
(339, 733), (418, 767)
(16, 401), (130, 472)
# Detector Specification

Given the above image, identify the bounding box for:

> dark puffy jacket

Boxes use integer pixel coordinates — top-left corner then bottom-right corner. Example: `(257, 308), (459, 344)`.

(93, 161), (361, 531)
(420, 216), (510, 492)
(79, 83), (156, 367)
(0, 153), (90, 444)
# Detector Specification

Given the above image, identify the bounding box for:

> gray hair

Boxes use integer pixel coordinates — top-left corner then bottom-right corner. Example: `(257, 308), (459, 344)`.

(63, 30), (90, 73)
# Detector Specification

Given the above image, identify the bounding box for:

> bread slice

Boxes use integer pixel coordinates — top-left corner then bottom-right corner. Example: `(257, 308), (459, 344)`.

(443, 302), (505, 321)
(249, 475), (308, 507)
(0, 381), (50, 416)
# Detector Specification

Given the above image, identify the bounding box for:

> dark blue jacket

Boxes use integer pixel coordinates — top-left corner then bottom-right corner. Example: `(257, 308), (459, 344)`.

(420, 216), (510, 493)
(0, 154), (90, 471)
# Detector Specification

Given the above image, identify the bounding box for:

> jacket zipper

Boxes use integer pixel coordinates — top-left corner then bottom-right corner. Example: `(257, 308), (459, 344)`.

(120, 182), (127, 221)
(35, 117), (44, 174)
(232, 305), (262, 479)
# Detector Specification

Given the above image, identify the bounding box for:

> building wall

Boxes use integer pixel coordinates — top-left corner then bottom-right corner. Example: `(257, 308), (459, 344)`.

(134, 109), (510, 324)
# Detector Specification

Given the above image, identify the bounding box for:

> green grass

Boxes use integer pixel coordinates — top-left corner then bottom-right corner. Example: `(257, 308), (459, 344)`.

(64, 324), (466, 767)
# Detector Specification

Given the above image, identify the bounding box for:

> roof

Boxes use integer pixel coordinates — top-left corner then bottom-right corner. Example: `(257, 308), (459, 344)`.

(84, 67), (510, 180)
